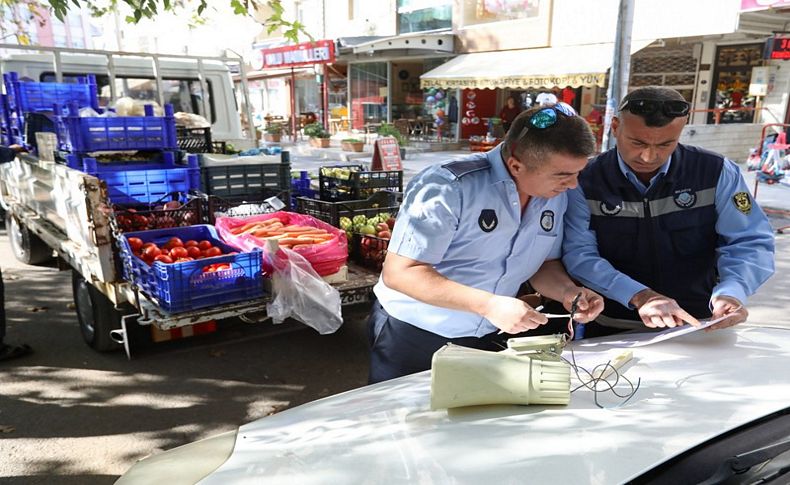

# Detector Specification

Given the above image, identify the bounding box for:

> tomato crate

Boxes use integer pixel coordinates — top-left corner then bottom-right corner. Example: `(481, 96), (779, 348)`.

(352, 233), (390, 271)
(204, 192), (291, 224)
(294, 190), (401, 228)
(113, 196), (204, 232)
(71, 152), (201, 205)
(59, 103), (177, 152)
(119, 225), (265, 313)
(318, 164), (403, 201)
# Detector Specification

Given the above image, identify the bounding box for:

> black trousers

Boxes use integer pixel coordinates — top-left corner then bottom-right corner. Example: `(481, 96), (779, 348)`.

(367, 301), (568, 384)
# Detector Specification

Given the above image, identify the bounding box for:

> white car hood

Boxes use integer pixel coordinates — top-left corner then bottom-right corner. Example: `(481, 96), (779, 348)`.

(201, 325), (790, 485)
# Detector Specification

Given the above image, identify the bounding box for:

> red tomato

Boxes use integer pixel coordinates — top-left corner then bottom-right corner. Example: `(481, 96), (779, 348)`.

(184, 240), (199, 248)
(204, 247), (222, 257)
(164, 237), (184, 249)
(186, 246), (201, 258)
(142, 245), (161, 261)
(215, 263), (231, 271)
(154, 254), (174, 264)
(175, 257), (194, 263)
(170, 247), (189, 259)
(142, 242), (157, 249)
(127, 237), (144, 252)
(198, 240), (213, 250)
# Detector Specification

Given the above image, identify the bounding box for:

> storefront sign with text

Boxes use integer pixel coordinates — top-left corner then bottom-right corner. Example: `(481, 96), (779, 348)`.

(261, 40), (335, 69)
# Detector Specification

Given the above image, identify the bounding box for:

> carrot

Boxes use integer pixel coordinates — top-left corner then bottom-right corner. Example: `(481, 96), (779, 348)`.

(278, 237), (303, 245)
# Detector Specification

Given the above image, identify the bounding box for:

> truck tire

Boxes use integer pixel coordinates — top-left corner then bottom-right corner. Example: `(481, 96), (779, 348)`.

(7, 213), (53, 265)
(71, 271), (123, 352)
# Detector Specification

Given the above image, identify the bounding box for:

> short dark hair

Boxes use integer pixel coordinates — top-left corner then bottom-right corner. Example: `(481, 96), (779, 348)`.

(619, 86), (688, 127)
(502, 104), (596, 168)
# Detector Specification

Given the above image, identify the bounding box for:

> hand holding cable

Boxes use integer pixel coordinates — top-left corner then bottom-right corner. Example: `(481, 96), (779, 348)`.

(484, 295), (548, 335)
(561, 287), (604, 323)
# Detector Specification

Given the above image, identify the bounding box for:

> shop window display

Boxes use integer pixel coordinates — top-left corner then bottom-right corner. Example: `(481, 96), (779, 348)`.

(708, 43), (763, 124)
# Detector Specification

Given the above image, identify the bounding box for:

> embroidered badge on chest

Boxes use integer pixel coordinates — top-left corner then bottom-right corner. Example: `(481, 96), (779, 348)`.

(673, 189), (697, 208)
(733, 191), (752, 215)
(478, 209), (498, 232)
(540, 210), (555, 232)
(600, 201), (622, 216)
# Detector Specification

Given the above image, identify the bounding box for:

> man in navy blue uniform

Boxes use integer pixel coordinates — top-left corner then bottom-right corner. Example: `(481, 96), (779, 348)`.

(368, 103), (605, 383)
(563, 87), (775, 337)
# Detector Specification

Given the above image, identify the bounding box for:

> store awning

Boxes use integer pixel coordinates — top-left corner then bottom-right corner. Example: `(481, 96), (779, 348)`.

(420, 41), (654, 90)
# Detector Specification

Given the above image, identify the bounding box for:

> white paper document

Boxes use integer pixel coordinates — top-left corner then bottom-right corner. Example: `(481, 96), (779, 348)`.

(577, 315), (729, 349)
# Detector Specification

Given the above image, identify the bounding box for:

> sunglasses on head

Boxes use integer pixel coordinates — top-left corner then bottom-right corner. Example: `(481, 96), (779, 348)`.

(618, 98), (690, 118)
(515, 102), (577, 140)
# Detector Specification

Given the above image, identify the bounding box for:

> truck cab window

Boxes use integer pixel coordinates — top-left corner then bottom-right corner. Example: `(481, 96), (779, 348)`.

(41, 72), (216, 123)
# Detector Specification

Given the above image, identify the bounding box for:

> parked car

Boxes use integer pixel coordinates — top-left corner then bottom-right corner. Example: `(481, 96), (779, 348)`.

(116, 324), (790, 484)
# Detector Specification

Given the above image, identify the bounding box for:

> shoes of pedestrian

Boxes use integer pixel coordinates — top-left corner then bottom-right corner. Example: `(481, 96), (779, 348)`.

(0, 343), (33, 362)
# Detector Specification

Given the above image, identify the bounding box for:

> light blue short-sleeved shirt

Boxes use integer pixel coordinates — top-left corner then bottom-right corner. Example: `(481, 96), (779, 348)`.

(374, 145), (566, 338)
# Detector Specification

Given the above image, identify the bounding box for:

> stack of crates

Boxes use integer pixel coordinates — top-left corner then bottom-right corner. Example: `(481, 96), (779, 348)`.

(1, 71), (99, 149)
(53, 96), (194, 207)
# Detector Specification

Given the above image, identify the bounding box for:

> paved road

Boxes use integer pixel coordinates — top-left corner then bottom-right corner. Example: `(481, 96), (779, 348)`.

(0, 223), (372, 484)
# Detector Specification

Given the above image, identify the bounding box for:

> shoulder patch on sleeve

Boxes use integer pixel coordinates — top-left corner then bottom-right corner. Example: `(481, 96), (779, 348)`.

(732, 191), (752, 215)
(441, 158), (490, 178)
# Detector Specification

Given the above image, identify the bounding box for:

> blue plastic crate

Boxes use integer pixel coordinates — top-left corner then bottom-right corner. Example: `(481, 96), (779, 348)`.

(60, 103), (177, 152)
(3, 72), (98, 114)
(119, 225), (265, 313)
(76, 153), (201, 205)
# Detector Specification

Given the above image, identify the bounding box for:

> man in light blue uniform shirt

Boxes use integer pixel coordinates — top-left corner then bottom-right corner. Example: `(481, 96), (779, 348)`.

(368, 104), (605, 383)
(563, 86), (775, 337)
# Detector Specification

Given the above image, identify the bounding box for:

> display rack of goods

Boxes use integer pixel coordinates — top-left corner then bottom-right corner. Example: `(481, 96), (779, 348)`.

(295, 190), (401, 228)
(215, 211), (347, 277)
(114, 195), (203, 232)
(120, 225), (264, 313)
(469, 135), (501, 152)
(318, 165), (403, 201)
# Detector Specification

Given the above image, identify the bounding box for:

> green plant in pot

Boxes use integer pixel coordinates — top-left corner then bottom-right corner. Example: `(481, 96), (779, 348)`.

(341, 138), (364, 152)
(263, 122), (283, 142)
(305, 122), (331, 148)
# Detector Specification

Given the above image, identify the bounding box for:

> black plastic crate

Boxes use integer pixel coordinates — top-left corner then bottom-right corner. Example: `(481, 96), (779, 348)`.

(318, 164), (403, 201)
(204, 191), (291, 223)
(113, 195), (204, 232)
(177, 126), (212, 153)
(200, 155), (290, 199)
(294, 191), (401, 228)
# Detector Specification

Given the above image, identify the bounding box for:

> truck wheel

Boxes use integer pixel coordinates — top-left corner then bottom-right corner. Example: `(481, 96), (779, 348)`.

(6, 213), (53, 265)
(71, 271), (122, 352)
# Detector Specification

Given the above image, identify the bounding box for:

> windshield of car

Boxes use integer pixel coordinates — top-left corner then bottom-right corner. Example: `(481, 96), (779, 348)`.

(630, 406), (790, 484)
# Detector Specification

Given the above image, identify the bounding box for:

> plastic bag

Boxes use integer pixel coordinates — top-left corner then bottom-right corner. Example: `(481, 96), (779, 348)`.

(265, 245), (343, 335)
